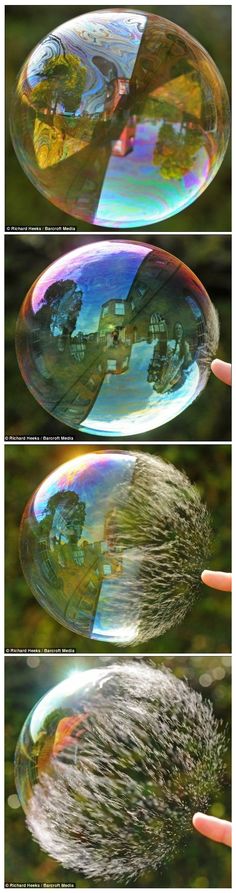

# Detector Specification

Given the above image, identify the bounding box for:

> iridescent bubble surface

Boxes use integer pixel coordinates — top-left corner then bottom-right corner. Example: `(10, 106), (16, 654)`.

(15, 240), (219, 437)
(15, 663), (225, 880)
(10, 9), (230, 227)
(19, 450), (211, 643)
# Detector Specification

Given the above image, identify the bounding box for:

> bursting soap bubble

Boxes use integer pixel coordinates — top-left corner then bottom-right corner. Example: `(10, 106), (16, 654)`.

(10, 9), (230, 228)
(15, 662), (225, 881)
(19, 450), (211, 644)
(15, 240), (219, 437)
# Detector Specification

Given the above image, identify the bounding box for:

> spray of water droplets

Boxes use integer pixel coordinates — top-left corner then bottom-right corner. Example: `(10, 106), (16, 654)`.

(24, 662), (225, 882)
(108, 452), (212, 642)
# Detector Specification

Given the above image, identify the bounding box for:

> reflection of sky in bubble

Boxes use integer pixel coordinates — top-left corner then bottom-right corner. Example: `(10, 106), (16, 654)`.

(93, 548), (141, 642)
(29, 667), (109, 743)
(33, 452), (135, 534)
(80, 343), (200, 436)
(95, 124), (210, 228)
(26, 11), (145, 98)
(31, 241), (150, 327)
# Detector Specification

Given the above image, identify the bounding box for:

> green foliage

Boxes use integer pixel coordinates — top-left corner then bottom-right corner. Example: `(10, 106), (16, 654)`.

(153, 124), (204, 181)
(29, 53), (87, 115)
(5, 655), (231, 887)
(136, 98), (180, 122)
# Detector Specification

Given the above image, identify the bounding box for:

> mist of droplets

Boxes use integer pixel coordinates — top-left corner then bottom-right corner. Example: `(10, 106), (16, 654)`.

(26, 662), (225, 882)
(106, 452), (211, 642)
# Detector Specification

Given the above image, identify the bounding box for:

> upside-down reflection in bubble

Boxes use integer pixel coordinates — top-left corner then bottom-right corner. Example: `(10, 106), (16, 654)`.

(15, 241), (219, 436)
(19, 450), (211, 644)
(10, 9), (230, 227)
(15, 662), (226, 881)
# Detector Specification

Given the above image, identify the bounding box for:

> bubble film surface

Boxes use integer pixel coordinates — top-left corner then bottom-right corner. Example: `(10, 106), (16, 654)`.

(10, 9), (230, 227)
(15, 662), (225, 880)
(15, 240), (219, 436)
(19, 450), (211, 643)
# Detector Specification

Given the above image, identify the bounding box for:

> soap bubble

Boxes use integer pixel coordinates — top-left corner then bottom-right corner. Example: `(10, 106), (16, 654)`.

(15, 661), (225, 881)
(15, 240), (219, 436)
(19, 450), (211, 644)
(10, 9), (230, 228)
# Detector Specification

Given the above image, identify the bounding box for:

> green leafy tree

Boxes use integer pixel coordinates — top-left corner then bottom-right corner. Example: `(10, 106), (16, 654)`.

(153, 123), (204, 180)
(30, 54), (87, 115)
(39, 490), (86, 544)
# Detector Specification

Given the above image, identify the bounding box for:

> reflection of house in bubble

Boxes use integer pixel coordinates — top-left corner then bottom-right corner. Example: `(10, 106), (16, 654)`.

(32, 248), (208, 422)
(98, 298), (133, 373)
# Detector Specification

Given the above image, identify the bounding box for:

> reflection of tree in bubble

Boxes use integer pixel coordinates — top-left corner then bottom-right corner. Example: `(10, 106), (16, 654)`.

(23, 50), (88, 170)
(15, 662), (226, 882)
(38, 491), (86, 587)
(153, 122), (204, 181)
(21, 490), (86, 600)
(49, 282), (83, 351)
(29, 53), (87, 117)
(45, 489), (85, 540)
(34, 279), (83, 372)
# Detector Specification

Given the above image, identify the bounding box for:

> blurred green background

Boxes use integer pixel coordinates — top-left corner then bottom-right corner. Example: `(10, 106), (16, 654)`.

(5, 654), (231, 887)
(5, 5), (231, 231)
(5, 233), (231, 441)
(5, 443), (231, 653)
